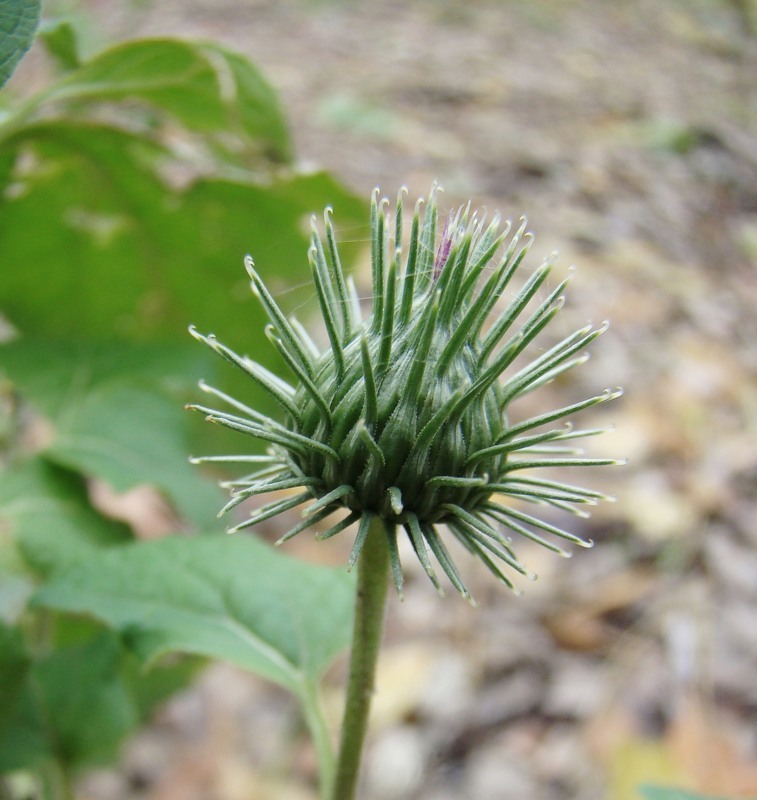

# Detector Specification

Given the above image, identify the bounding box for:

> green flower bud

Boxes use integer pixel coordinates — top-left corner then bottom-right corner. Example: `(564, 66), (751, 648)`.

(189, 187), (622, 599)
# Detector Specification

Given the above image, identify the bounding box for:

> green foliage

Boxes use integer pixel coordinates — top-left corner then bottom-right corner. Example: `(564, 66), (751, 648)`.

(2, 35), (291, 160)
(0, 0), (40, 88)
(0, 20), (364, 792)
(1, 339), (221, 530)
(35, 535), (355, 693)
(0, 622), (201, 772)
(37, 17), (81, 71)
(0, 632), (137, 771)
(0, 456), (133, 576)
(0, 623), (28, 728)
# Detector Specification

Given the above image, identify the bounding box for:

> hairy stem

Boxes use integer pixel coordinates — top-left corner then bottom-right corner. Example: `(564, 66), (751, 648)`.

(330, 517), (390, 800)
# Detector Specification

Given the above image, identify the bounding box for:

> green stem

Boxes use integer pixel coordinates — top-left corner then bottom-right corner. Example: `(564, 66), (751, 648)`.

(41, 761), (75, 800)
(330, 517), (391, 800)
(300, 680), (335, 800)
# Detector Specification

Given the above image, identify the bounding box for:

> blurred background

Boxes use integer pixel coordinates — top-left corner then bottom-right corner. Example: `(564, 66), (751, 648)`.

(2, 1), (756, 799)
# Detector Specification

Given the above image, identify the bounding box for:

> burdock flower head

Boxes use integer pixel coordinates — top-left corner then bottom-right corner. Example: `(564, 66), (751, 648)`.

(189, 188), (621, 600)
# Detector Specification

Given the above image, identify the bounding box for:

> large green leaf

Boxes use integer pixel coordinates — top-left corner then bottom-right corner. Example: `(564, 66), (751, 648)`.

(34, 38), (291, 163)
(34, 535), (355, 694)
(0, 457), (132, 576)
(0, 340), (211, 418)
(0, 618), (200, 774)
(0, 121), (365, 347)
(0, 633), (137, 771)
(44, 383), (222, 528)
(3, 386), (221, 531)
(0, 122), (178, 340)
(0, 339), (222, 528)
(28, 633), (137, 766)
(0, 340), (224, 528)
(0, 121), (365, 455)
(0, 0), (41, 88)
(0, 336), (236, 488)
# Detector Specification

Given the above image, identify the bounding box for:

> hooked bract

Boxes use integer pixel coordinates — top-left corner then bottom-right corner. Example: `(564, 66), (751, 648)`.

(188, 187), (622, 600)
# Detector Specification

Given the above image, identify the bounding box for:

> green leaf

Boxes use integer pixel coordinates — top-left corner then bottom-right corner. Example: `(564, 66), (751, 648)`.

(0, 0), (41, 88)
(43, 38), (292, 163)
(0, 121), (365, 347)
(0, 123), (179, 340)
(0, 622), (29, 732)
(46, 614), (203, 732)
(33, 633), (139, 764)
(121, 650), (203, 721)
(0, 340), (211, 417)
(34, 535), (355, 694)
(638, 786), (745, 800)
(0, 633), (137, 771)
(0, 120), (365, 446)
(169, 169), (367, 345)
(0, 341), (223, 528)
(37, 17), (81, 71)
(0, 457), (133, 576)
(194, 42), (293, 164)
(0, 618), (199, 774)
(0, 685), (48, 771)
(44, 383), (222, 529)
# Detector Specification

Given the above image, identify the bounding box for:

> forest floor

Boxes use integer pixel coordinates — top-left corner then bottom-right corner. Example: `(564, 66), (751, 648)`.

(69, 1), (757, 798)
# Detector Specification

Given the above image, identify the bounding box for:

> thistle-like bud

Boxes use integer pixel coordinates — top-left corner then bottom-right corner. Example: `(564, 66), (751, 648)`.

(189, 188), (622, 599)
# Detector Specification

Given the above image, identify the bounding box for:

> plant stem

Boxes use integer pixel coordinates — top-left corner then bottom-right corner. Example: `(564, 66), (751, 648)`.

(300, 680), (335, 800)
(330, 517), (390, 800)
(41, 761), (75, 800)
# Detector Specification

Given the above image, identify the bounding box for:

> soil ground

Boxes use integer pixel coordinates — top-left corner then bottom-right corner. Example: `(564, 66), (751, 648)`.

(57, 1), (757, 798)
